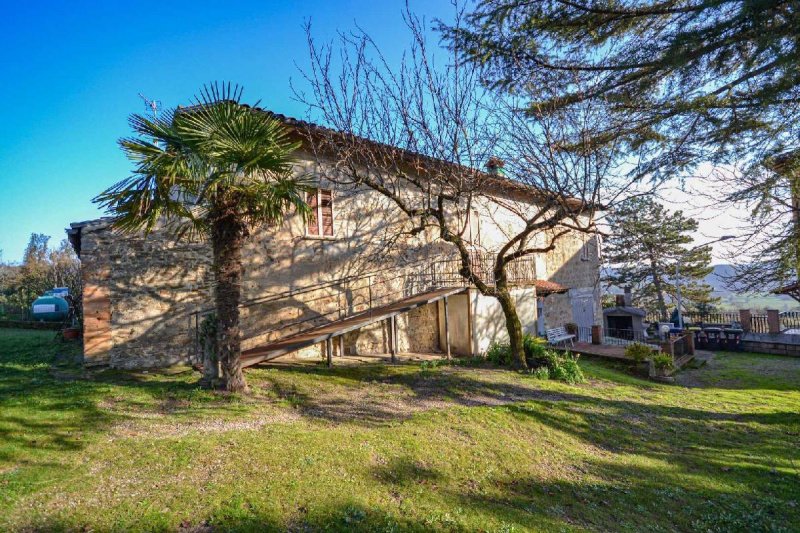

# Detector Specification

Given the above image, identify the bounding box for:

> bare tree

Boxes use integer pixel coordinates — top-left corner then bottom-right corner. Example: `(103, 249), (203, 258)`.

(295, 6), (642, 368)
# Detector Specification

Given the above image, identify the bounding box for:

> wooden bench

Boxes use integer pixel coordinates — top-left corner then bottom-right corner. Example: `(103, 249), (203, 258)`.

(546, 326), (575, 347)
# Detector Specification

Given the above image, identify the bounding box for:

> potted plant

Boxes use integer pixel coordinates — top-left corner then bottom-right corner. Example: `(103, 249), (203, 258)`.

(624, 342), (655, 376)
(63, 318), (81, 340)
(63, 326), (81, 340)
(650, 353), (675, 380)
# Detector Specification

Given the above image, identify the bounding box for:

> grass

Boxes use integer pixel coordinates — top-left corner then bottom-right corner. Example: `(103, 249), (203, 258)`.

(1, 328), (798, 532)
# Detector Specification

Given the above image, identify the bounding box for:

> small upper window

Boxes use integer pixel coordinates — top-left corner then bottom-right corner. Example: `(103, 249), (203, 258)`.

(461, 209), (481, 246)
(581, 235), (592, 261)
(307, 188), (334, 237)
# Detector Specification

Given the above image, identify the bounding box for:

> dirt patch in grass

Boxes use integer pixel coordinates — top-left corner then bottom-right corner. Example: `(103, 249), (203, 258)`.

(262, 366), (575, 425)
(110, 410), (303, 438)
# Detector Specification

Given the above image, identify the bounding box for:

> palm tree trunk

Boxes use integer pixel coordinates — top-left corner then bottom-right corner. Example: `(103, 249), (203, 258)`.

(211, 213), (248, 393)
(496, 285), (528, 370)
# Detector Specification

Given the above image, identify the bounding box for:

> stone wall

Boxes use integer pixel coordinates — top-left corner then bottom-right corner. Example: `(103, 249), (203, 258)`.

(541, 226), (602, 332)
(75, 153), (601, 368)
(78, 219), (212, 367)
(741, 332), (800, 357)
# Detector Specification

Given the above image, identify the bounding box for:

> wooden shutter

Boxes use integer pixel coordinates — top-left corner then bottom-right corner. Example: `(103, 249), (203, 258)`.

(468, 210), (481, 246)
(320, 189), (334, 236)
(307, 191), (319, 235)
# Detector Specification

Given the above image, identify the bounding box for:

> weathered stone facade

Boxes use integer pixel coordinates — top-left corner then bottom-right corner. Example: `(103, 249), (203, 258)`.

(541, 229), (603, 338)
(71, 152), (602, 368)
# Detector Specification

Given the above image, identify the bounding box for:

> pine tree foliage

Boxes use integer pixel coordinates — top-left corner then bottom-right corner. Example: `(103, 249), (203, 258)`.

(725, 150), (800, 291)
(443, 0), (800, 176)
(604, 197), (717, 319)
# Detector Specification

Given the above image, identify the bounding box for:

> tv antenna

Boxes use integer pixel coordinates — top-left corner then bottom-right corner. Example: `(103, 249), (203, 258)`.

(138, 93), (162, 120)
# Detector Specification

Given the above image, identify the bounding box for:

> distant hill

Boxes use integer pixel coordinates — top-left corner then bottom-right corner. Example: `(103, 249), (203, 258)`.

(706, 265), (798, 312)
(603, 264), (799, 312)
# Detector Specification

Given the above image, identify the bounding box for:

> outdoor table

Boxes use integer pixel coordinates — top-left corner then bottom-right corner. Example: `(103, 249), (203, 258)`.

(703, 327), (722, 350)
(722, 328), (744, 351)
(690, 328), (706, 350)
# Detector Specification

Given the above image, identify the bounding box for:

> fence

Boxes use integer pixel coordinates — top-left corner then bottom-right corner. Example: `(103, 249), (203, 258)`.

(644, 311), (739, 325)
(751, 315), (770, 333)
(781, 311), (800, 331)
(642, 310), (800, 334)
(0, 304), (31, 321)
(604, 327), (650, 344)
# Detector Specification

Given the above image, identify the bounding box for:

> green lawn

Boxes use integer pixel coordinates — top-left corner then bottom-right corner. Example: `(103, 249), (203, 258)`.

(1, 328), (798, 532)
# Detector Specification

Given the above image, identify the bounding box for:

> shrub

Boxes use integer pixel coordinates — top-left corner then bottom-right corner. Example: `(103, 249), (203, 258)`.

(420, 360), (446, 371)
(485, 339), (585, 383)
(522, 334), (548, 365)
(652, 353), (675, 370)
(549, 351), (586, 384)
(531, 366), (550, 380)
(485, 341), (513, 366)
(625, 342), (654, 363)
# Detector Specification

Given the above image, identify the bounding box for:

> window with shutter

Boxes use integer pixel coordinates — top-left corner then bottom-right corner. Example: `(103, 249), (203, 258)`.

(306, 188), (334, 237)
(306, 191), (319, 236)
(581, 234), (591, 261)
(320, 189), (334, 236)
(468, 210), (481, 246)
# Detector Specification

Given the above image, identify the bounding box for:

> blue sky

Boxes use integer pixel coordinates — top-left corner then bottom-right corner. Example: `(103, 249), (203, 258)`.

(0, 0), (454, 262)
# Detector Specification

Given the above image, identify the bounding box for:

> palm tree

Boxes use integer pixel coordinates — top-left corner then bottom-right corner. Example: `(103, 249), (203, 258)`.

(95, 83), (309, 392)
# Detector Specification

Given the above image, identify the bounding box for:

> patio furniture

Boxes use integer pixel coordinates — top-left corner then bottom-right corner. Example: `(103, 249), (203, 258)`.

(722, 328), (744, 351)
(703, 327), (722, 350)
(546, 326), (575, 347)
(691, 328), (707, 350)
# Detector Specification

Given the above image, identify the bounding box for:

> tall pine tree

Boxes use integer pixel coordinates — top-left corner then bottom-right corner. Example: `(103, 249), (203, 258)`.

(443, 0), (800, 176)
(604, 197), (717, 320)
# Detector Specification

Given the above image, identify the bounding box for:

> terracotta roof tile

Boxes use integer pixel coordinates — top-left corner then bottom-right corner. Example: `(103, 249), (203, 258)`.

(534, 280), (568, 295)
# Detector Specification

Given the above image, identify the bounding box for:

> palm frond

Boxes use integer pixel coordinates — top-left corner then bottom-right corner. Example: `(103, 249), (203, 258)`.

(95, 82), (312, 238)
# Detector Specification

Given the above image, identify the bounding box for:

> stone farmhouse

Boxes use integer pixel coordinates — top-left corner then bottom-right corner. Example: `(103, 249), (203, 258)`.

(68, 114), (602, 369)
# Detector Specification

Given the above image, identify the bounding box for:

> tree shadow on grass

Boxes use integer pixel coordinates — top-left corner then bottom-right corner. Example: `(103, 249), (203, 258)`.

(0, 331), (243, 471)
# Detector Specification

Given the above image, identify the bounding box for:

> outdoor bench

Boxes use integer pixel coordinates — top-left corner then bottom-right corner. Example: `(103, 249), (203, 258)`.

(546, 326), (575, 347)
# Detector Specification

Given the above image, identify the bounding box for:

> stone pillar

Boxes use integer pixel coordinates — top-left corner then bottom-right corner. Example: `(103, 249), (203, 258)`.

(767, 309), (781, 334)
(591, 325), (602, 345)
(739, 309), (752, 332)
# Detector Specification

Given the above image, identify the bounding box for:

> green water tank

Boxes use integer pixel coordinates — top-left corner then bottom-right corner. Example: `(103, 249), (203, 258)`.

(31, 294), (69, 322)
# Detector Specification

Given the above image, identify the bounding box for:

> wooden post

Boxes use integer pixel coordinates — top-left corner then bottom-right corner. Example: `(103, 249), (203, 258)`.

(443, 296), (451, 360)
(338, 335), (345, 357)
(326, 338), (333, 368)
(389, 316), (397, 363)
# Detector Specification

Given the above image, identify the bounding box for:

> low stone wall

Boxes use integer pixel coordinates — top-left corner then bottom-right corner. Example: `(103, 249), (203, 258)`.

(741, 332), (800, 357)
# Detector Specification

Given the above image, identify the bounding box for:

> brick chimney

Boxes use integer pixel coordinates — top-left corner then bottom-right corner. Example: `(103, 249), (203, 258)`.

(486, 157), (506, 176)
(615, 294), (626, 307)
(624, 287), (633, 307)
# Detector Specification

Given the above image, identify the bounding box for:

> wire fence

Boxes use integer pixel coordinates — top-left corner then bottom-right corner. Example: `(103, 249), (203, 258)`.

(0, 304), (32, 321)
